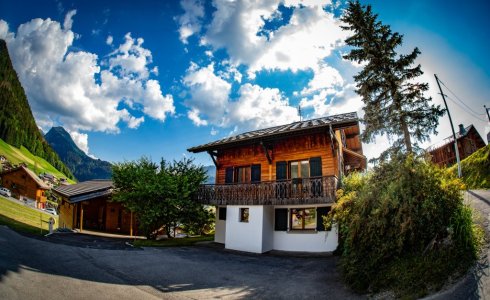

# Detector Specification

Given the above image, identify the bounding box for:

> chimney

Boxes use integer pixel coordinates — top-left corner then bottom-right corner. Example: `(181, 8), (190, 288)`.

(458, 124), (466, 136)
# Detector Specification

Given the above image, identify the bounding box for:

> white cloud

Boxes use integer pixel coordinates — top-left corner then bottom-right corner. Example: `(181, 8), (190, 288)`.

(176, 0), (205, 44)
(106, 35), (113, 45)
(1, 13), (174, 137)
(202, 0), (347, 77)
(67, 130), (90, 155)
(301, 63), (344, 94)
(183, 62), (298, 131)
(183, 63), (231, 126)
(63, 9), (76, 30)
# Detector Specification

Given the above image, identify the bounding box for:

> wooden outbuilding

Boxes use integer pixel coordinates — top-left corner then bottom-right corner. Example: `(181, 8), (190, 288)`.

(53, 180), (138, 236)
(0, 165), (49, 208)
(428, 124), (486, 167)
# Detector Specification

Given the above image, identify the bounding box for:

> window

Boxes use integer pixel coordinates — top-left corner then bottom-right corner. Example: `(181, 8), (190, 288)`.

(218, 207), (227, 220)
(290, 208), (316, 230)
(290, 160), (309, 179)
(236, 166), (251, 183)
(239, 208), (249, 222)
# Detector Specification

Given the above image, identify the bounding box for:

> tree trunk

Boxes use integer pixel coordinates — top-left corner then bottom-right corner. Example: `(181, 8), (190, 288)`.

(400, 116), (412, 153)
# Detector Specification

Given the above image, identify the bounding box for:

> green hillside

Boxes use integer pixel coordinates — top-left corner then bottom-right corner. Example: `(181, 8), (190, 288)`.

(0, 138), (75, 183)
(0, 39), (74, 180)
(448, 144), (490, 189)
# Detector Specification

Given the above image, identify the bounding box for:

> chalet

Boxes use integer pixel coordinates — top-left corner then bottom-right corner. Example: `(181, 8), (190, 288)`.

(188, 112), (366, 253)
(428, 124), (486, 167)
(53, 180), (138, 236)
(0, 165), (49, 208)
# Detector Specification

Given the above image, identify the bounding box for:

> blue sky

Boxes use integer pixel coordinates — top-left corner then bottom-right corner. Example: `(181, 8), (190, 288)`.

(1, 0), (489, 167)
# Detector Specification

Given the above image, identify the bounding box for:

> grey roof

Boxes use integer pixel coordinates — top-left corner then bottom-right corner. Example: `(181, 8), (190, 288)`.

(427, 124), (476, 152)
(188, 112), (359, 153)
(53, 180), (113, 203)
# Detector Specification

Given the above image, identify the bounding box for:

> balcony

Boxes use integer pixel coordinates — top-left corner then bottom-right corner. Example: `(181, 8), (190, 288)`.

(196, 176), (338, 206)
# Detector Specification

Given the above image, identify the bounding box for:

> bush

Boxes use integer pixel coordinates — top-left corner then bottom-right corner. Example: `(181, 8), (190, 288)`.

(325, 154), (484, 298)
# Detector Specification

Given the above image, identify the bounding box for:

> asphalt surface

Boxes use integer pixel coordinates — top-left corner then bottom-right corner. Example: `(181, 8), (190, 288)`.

(0, 227), (361, 300)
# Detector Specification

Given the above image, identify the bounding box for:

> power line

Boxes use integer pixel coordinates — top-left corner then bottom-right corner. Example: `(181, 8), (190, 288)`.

(444, 94), (488, 123)
(438, 79), (486, 116)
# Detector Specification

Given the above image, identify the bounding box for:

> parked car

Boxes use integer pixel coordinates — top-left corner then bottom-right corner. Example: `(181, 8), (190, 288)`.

(45, 207), (58, 216)
(0, 187), (11, 197)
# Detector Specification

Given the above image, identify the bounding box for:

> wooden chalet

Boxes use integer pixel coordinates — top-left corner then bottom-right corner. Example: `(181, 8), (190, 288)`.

(428, 124), (486, 167)
(188, 112), (366, 253)
(0, 165), (49, 208)
(53, 180), (138, 236)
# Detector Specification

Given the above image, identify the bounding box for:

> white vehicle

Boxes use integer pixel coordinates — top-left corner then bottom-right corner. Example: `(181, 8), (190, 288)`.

(0, 187), (11, 197)
(45, 207), (58, 216)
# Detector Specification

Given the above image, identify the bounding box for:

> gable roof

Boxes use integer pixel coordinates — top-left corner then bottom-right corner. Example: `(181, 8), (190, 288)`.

(0, 165), (50, 189)
(427, 124), (483, 152)
(188, 112), (359, 153)
(53, 180), (113, 203)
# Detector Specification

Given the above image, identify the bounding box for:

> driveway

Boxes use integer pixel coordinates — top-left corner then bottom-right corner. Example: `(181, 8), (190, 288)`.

(0, 226), (361, 300)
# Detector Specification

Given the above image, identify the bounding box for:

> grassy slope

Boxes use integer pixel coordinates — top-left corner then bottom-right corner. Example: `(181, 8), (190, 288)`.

(0, 195), (58, 234)
(0, 138), (75, 183)
(448, 144), (490, 189)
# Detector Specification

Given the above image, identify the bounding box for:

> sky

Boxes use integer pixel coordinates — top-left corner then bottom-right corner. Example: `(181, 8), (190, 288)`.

(0, 0), (489, 167)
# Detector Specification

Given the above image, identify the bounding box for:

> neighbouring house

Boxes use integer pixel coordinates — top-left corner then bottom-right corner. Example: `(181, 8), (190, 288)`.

(188, 112), (366, 253)
(0, 155), (6, 162)
(0, 165), (49, 208)
(53, 180), (138, 236)
(428, 124), (486, 167)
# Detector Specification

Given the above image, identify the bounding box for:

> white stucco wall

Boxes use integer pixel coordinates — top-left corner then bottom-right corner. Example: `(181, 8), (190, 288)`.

(225, 205), (265, 253)
(214, 206), (226, 244)
(272, 205), (338, 252)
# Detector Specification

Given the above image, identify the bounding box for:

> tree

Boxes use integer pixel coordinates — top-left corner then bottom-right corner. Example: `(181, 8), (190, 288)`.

(341, 1), (444, 159)
(111, 157), (208, 239)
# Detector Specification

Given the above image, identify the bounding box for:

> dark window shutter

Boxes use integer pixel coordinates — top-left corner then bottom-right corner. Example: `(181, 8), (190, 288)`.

(309, 157), (322, 177)
(251, 164), (261, 183)
(317, 206), (331, 231)
(275, 208), (288, 231)
(276, 161), (287, 180)
(225, 167), (234, 183)
(218, 207), (227, 220)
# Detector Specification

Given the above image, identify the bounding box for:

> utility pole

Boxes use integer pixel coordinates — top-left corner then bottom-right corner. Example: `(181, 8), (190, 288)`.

(435, 74), (462, 178)
(485, 105), (490, 122)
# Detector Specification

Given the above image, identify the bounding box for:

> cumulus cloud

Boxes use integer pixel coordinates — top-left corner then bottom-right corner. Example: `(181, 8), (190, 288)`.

(176, 0), (205, 44)
(67, 130), (90, 155)
(1, 13), (174, 138)
(183, 62), (298, 131)
(202, 0), (347, 77)
(106, 35), (113, 45)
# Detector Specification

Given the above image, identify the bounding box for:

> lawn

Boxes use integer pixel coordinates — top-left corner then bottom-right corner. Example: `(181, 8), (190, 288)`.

(0, 138), (75, 183)
(133, 235), (214, 247)
(0, 195), (58, 235)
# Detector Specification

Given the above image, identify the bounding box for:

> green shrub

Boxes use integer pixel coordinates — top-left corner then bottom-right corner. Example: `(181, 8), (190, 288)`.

(325, 154), (484, 298)
(447, 144), (490, 189)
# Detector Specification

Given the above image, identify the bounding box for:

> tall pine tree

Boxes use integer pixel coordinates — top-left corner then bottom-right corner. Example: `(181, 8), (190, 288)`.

(341, 1), (444, 159)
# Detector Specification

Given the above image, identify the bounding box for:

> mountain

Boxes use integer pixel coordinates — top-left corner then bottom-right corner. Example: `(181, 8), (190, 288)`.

(45, 127), (112, 181)
(0, 39), (74, 180)
(204, 165), (216, 184)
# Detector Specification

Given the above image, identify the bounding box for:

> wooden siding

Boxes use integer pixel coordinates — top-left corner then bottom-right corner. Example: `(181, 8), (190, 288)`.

(0, 168), (47, 203)
(216, 132), (338, 184)
(429, 127), (486, 167)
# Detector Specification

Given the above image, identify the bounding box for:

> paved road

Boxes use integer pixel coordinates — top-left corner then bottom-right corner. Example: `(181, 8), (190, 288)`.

(0, 227), (361, 300)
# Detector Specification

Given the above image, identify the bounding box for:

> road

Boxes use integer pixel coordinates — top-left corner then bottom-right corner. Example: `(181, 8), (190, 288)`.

(0, 226), (361, 300)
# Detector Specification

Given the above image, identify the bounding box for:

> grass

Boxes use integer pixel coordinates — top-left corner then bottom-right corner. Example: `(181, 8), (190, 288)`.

(0, 138), (75, 183)
(0, 195), (58, 235)
(133, 235), (214, 247)
(447, 144), (490, 189)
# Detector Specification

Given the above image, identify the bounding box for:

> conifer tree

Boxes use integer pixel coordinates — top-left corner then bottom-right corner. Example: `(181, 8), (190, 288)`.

(341, 1), (444, 159)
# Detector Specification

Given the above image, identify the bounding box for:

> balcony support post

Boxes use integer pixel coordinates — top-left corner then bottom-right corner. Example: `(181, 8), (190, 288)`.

(207, 150), (219, 168)
(260, 141), (273, 164)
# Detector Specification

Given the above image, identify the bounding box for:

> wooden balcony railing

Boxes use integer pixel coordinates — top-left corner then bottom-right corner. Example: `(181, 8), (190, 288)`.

(196, 176), (338, 206)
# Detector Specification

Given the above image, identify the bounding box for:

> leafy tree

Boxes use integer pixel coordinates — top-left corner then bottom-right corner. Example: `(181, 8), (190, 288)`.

(111, 157), (208, 239)
(341, 1), (444, 159)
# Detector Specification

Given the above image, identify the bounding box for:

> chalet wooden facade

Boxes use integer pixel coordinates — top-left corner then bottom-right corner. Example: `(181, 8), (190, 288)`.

(0, 165), (49, 208)
(188, 112), (366, 253)
(428, 124), (486, 167)
(53, 180), (138, 236)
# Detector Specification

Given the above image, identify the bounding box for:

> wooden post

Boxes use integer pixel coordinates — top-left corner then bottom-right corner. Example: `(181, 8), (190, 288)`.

(269, 165), (272, 181)
(80, 203), (84, 233)
(130, 211), (133, 237)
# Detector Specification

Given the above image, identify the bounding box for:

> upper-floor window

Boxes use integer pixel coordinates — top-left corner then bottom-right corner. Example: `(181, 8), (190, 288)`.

(276, 157), (322, 180)
(225, 164), (261, 184)
(290, 160), (309, 179)
(236, 166), (250, 183)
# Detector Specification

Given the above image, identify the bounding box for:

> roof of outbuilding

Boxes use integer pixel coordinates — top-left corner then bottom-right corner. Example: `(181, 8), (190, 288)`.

(0, 165), (50, 189)
(53, 180), (113, 203)
(187, 112), (359, 153)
